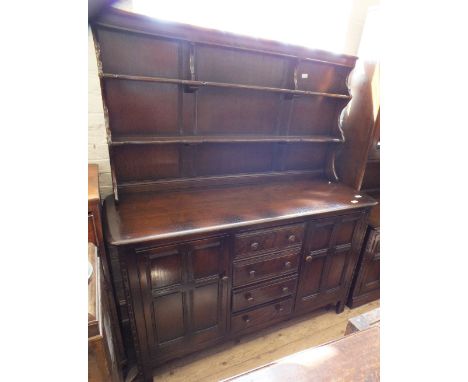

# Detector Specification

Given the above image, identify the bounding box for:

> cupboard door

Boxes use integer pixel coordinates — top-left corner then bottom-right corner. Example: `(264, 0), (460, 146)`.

(136, 236), (229, 362)
(189, 238), (229, 346)
(295, 214), (363, 313)
(357, 228), (380, 295)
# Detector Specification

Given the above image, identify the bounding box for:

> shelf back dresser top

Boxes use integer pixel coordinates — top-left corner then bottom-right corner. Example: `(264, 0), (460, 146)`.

(91, 8), (358, 200)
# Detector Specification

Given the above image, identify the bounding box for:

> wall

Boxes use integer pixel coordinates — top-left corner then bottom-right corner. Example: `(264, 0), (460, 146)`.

(87, 0), (379, 198)
(88, 28), (113, 198)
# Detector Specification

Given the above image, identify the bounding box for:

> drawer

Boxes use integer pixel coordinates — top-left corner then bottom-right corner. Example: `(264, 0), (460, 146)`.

(235, 223), (305, 258)
(233, 250), (299, 287)
(231, 298), (293, 334)
(232, 275), (297, 313)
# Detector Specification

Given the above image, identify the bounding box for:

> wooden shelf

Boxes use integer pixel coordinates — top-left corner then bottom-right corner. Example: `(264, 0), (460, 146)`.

(101, 73), (351, 100)
(110, 135), (344, 145)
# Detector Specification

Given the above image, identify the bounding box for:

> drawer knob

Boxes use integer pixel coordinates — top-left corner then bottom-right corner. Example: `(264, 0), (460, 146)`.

(249, 270), (256, 278)
(275, 304), (284, 312)
(305, 255), (313, 262)
(245, 293), (254, 302)
(284, 261), (292, 269)
(243, 315), (250, 323)
(282, 286), (289, 293)
(288, 235), (296, 243)
(250, 242), (259, 250)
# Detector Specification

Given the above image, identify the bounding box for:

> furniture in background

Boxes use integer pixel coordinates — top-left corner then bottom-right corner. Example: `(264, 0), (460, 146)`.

(88, 164), (124, 381)
(91, 9), (377, 380)
(221, 326), (380, 382)
(345, 307), (380, 335)
(336, 6), (380, 308)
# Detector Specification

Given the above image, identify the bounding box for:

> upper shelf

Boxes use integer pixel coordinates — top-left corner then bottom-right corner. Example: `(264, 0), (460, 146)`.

(94, 8), (358, 68)
(101, 73), (351, 100)
(110, 135), (344, 145)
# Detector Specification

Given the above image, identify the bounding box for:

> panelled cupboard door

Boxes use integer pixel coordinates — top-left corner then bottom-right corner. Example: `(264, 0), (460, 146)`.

(135, 236), (229, 363)
(357, 228), (380, 295)
(295, 214), (363, 313)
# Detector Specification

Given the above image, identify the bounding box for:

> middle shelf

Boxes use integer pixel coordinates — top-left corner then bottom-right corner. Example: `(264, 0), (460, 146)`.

(110, 135), (344, 145)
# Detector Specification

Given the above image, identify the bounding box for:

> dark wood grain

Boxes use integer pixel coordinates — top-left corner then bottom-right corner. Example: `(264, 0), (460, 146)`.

(348, 227), (380, 308)
(94, 8), (357, 68)
(232, 275), (297, 313)
(295, 213), (365, 315)
(231, 298), (294, 334)
(91, 8), (377, 381)
(234, 223), (305, 259)
(103, 179), (376, 246)
(92, 8), (355, 196)
(233, 250), (300, 287)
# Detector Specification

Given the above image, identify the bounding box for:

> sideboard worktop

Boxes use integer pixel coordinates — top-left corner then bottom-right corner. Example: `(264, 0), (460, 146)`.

(104, 179), (376, 246)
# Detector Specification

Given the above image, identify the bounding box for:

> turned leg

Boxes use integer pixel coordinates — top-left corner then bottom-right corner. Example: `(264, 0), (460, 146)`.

(335, 300), (345, 314)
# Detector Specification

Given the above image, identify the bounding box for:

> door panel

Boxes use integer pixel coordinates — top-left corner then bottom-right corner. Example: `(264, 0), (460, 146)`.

(361, 257), (380, 293)
(192, 283), (220, 331)
(308, 222), (334, 251)
(323, 251), (347, 290)
(153, 292), (185, 343)
(359, 231), (380, 294)
(297, 253), (326, 298)
(191, 239), (224, 280)
(149, 249), (183, 288)
(334, 219), (357, 246)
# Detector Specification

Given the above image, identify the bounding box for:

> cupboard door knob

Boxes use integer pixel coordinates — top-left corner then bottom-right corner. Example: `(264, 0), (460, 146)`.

(284, 261), (291, 269)
(245, 293), (254, 302)
(243, 315), (250, 323)
(249, 270), (256, 278)
(288, 235), (296, 243)
(251, 242), (259, 250)
(305, 255), (313, 262)
(275, 304), (284, 312)
(282, 286), (289, 293)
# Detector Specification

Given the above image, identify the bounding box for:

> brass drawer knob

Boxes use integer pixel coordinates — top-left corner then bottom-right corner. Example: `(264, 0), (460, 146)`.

(305, 255), (313, 262)
(282, 286), (289, 293)
(250, 242), (259, 250)
(275, 304), (284, 312)
(245, 293), (254, 302)
(249, 270), (256, 278)
(243, 315), (250, 323)
(284, 261), (291, 269)
(288, 235), (296, 243)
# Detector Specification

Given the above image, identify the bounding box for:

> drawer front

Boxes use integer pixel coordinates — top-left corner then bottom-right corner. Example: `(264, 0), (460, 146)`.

(231, 298), (293, 334)
(235, 223), (305, 258)
(233, 250), (299, 287)
(232, 275), (297, 312)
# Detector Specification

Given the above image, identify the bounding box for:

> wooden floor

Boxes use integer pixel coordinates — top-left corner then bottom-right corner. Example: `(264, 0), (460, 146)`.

(152, 300), (380, 382)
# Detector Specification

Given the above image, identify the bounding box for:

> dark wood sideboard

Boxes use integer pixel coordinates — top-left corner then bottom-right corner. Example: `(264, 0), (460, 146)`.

(91, 8), (377, 381)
